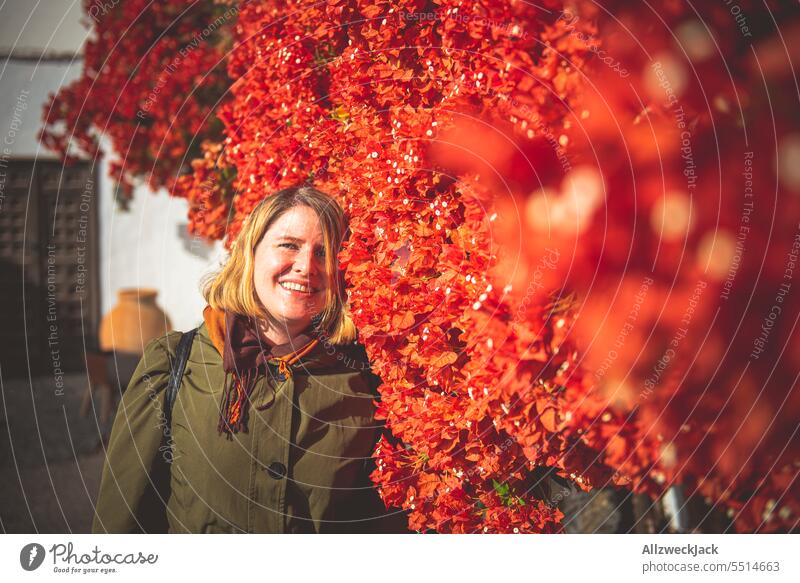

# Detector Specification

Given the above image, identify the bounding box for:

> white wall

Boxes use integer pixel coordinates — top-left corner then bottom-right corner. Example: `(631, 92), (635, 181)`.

(0, 0), (86, 55)
(1, 13), (225, 332)
(0, 59), (83, 155)
(99, 148), (226, 331)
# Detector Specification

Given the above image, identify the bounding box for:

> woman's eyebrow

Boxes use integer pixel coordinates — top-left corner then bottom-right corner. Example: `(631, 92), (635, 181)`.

(275, 235), (324, 251)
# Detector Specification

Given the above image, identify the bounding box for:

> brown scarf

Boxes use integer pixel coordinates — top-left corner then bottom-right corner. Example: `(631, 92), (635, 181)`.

(203, 306), (319, 436)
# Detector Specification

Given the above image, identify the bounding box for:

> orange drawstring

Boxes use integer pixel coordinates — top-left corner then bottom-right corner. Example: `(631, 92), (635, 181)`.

(274, 339), (319, 380)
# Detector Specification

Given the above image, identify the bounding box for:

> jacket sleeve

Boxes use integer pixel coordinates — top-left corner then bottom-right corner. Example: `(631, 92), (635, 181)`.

(341, 447), (412, 534)
(336, 368), (412, 533)
(92, 334), (178, 533)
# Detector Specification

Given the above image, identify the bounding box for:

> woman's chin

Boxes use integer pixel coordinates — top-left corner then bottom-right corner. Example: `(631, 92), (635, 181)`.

(275, 309), (321, 332)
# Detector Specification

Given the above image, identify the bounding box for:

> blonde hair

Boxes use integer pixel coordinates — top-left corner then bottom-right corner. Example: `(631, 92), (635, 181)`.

(202, 185), (357, 344)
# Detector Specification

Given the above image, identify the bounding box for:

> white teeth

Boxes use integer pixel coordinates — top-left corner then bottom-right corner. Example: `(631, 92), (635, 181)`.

(280, 281), (311, 293)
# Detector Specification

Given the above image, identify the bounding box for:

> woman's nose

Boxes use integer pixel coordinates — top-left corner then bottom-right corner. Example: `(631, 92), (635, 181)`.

(293, 246), (316, 275)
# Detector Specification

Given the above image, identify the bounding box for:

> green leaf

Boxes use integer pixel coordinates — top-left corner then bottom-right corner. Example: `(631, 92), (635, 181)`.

(492, 479), (510, 497)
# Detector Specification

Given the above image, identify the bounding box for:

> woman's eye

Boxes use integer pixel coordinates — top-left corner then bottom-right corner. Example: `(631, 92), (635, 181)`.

(277, 242), (324, 256)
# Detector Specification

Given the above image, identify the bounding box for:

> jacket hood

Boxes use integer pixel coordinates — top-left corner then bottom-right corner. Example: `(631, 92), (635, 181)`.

(200, 305), (372, 375)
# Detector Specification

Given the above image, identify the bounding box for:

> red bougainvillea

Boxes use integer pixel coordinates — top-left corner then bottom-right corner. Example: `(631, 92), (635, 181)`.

(44, 0), (800, 533)
(40, 0), (234, 203)
(210, 0), (668, 533)
(469, 0), (800, 532)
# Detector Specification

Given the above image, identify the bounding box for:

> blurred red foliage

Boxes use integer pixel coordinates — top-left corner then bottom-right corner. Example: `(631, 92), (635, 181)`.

(42, 0), (799, 532)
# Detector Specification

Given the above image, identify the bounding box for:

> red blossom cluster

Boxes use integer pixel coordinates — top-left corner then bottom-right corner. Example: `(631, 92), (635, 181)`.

(40, 0), (233, 204)
(560, 0), (800, 533)
(214, 0), (666, 532)
(174, 139), (235, 240)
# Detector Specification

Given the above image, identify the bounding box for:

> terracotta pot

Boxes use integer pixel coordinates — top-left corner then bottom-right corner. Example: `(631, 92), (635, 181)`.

(99, 288), (172, 354)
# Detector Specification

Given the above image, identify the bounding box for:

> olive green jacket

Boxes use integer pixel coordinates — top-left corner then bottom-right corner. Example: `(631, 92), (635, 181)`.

(92, 323), (407, 533)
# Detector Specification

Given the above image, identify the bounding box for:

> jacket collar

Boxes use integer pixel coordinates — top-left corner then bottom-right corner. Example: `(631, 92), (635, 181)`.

(203, 305), (321, 436)
(200, 306), (372, 375)
(200, 307), (376, 436)
(202, 305), (318, 372)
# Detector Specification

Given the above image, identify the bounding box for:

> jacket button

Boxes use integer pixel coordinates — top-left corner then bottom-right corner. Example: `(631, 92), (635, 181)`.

(266, 461), (287, 479)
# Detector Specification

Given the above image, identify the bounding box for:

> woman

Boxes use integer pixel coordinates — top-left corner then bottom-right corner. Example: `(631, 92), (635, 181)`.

(93, 186), (406, 533)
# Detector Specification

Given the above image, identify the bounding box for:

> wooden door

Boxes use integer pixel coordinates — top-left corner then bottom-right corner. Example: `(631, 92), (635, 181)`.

(0, 160), (100, 378)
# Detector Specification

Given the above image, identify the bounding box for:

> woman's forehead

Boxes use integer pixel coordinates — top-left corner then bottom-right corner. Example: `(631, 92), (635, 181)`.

(266, 206), (324, 239)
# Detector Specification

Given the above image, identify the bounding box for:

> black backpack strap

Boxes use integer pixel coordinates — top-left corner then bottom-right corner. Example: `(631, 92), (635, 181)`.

(138, 328), (197, 533)
(165, 328), (198, 429)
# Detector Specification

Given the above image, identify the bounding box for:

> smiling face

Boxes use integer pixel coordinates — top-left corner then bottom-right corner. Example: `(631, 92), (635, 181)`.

(253, 205), (329, 342)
